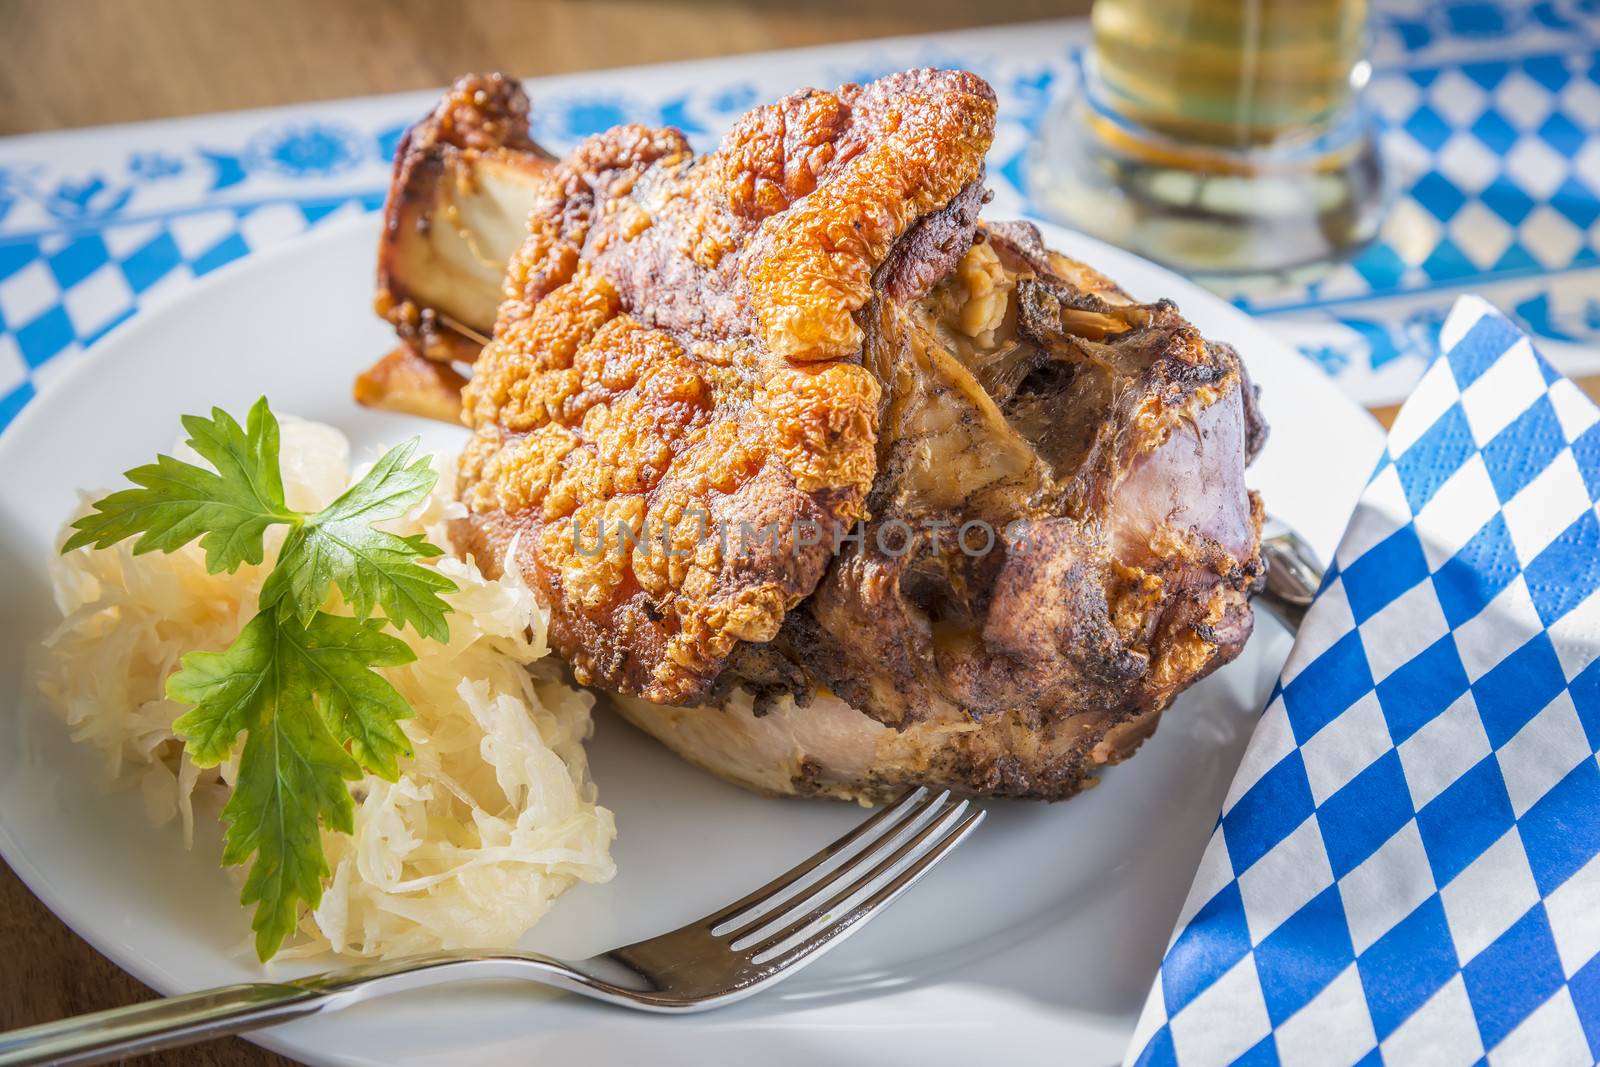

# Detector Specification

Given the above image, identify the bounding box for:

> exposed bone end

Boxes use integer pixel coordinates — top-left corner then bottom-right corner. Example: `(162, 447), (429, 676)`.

(376, 73), (554, 358)
(353, 345), (468, 423)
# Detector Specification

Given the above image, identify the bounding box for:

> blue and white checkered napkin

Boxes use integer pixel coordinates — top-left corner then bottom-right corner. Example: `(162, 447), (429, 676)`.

(1126, 295), (1600, 1067)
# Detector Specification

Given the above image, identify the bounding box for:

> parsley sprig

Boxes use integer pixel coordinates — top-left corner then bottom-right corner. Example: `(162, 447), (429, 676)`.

(64, 398), (456, 960)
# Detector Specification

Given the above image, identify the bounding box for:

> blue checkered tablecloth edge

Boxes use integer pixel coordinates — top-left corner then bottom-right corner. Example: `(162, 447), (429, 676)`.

(1, 0), (1599, 427)
(1127, 295), (1600, 1066)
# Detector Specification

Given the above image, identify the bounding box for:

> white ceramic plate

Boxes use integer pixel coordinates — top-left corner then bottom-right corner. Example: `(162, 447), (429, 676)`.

(0, 214), (1383, 1066)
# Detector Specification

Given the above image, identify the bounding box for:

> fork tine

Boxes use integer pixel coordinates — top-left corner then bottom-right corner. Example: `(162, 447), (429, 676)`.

(723, 791), (956, 944)
(754, 805), (985, 969)
(741, 798), (971, 955)
(703, 786), (939, 932)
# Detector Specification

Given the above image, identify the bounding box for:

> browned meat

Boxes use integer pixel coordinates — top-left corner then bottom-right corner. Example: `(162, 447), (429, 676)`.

(353, 344), (468, 422)
(368, 71), (1267, 802)
(453, 69), (998, 706)
(615, 221), (1266, 801)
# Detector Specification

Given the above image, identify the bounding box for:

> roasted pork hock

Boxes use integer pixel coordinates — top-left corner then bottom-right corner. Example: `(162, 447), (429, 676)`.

(362, 71), (1267, 803)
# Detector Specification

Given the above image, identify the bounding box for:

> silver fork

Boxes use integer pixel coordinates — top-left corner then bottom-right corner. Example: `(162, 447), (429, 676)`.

(0, 787), (981, 1066)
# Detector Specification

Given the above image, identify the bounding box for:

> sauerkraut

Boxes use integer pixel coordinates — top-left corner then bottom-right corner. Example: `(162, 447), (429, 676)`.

(36, 417), (615, 959)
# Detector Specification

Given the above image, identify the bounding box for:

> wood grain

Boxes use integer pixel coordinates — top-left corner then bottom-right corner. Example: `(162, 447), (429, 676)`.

(0, 861), (296, 1066)
(2, 3), (1596, 1065)
(0, 0), (1080, 135)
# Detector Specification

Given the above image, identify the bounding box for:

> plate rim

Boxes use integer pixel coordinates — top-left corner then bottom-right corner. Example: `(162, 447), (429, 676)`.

(0, 210), (1382, 1065)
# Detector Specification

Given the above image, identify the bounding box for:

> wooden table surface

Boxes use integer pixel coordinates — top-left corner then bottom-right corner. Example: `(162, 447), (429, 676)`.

(1, 2), (1595, 1065)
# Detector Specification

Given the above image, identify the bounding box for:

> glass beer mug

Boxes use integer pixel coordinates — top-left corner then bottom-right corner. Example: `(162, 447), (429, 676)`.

(1030, 0), (1385, 275)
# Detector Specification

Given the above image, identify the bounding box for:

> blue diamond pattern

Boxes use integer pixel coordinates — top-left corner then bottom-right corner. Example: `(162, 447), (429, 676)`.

(1462, 61), (1510, 91)
(119, 232), (181, 294)
(1470, 108), (1520, 154)
(1570, 656), (1600, 751)
(1448, 313), (1524, 388)
(1283, 631), (1374, 743)
(1539, 111), (1587, 157)
(1480, 175), (1537, 224)
(1396, 405), (1476, 512)
(190, 233), (250, 276)
(1523, 54), (1574, 93)
(45, 235), (108, 289)
(1254, 887), (1355, 1024)
(1318, 752), (1415, 878)
(1524, 510), (1600, 626)
(1421, 238), (1480, 281)
(1472, 633), (1565, 747)
(1404, 104), (1454, 151)
(1480, 396), (1563, 501)
(1223, 751), (1316, 873)
(1161, 881), (1253, 1015)
(1355, 895), (1459, 1039)
(1414, 173), (1468, 221)
(1462, 904), (1565, 1049)
(1377, 636), (1471, 743)
(1416, 757), (1516, 886)
(1519, 759), (1600, 896)
(1551, 176), (1600, 230)
(1432, 513), (1520, 626)
(15, 306), (73, 368)
(1343, 524), (1430, 621)
(1349, 242), (1408, 291)
(0, 240), (37, 283)
(0, 381), (34, 428)
(1569, 954), (1600, 1061)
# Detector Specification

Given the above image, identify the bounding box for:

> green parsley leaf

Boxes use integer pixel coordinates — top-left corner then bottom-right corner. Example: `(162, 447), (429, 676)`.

(62, 397), (298, 574)
(165, 611), (280, 766)
(224, 696), (359, 962)
(71, 398), (461, 960)
(168, 609), (419, 960)
(263, 438), (456, 640)
(279, 611), (419, 779)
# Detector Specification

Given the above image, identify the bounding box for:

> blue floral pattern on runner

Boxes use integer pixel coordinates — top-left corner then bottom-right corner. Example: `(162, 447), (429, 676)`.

(0, 1), (1598, 431)
(245, 122), (367, 177)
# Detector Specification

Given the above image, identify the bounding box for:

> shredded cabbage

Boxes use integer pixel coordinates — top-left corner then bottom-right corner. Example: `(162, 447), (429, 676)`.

(36, 417), (615, 959)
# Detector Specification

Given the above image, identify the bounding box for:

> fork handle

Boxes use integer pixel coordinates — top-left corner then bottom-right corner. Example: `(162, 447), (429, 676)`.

(0, 951), (598, 1066)
(0, 981), (328, 1066)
